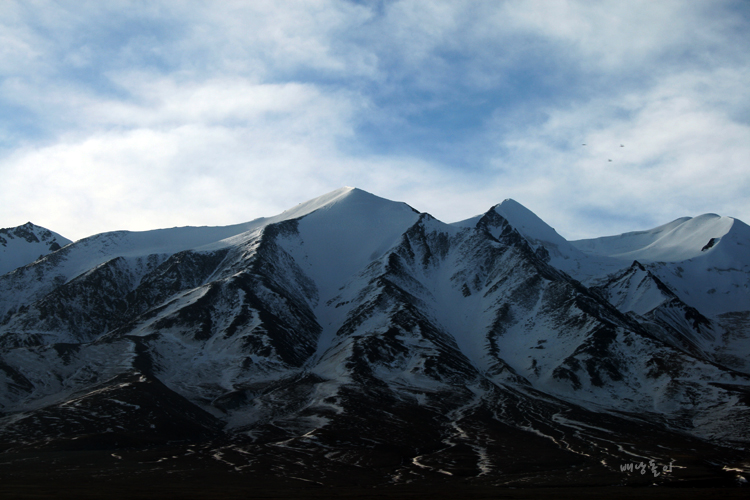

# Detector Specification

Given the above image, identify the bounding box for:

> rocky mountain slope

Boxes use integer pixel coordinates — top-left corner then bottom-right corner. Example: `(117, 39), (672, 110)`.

(1, 187), (748, 489)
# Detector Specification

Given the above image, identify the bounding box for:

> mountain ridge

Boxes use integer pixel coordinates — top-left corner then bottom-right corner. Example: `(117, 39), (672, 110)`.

(1, 187), (748, 489)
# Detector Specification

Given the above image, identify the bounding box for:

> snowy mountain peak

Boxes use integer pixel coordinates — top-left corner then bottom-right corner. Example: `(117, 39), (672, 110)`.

(452, 198), (569, 250)
(0, 222), (72, 276)
(571, 213), (740, 263)
(277, 187), (422, 299)
(256, 187), (418, 227)
(493, 199), (568, 248)
(0, 222), (68, 246)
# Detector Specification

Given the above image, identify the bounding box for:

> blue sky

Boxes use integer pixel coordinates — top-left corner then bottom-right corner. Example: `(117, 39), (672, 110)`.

(1, 0), (749, 241)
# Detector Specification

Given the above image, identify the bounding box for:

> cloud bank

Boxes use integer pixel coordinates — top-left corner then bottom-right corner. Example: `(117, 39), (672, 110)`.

(1, 0), (749, 241)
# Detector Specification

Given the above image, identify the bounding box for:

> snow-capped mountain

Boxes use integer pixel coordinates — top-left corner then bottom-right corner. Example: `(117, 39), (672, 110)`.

(0, 222), (72, 276)
(0, 187), (748, 489)
(573, 214), (750, 315)
(571, 215), (750, 375)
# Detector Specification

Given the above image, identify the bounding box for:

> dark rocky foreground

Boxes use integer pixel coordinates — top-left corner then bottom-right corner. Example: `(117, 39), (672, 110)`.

(0, 448), (747, 500)
(0, 369), (747, 498)
(1, 428), (747, 500)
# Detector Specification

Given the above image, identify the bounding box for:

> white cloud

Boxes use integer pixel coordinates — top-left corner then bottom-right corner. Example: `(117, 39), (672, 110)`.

(496, 0), (739, 71)
(480, 63), (750, 239)
(0, 0), (749, 243)
(0, 79), (359, 238)
(0, 61), (468, 239)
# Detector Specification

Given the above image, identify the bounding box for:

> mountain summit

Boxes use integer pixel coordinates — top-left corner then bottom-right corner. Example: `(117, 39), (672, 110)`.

(0, 222), (71, 275)
(1, 188), (748, 489)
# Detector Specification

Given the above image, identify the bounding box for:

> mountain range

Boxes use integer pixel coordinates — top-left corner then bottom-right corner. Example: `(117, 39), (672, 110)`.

(1, 187), (748, 494)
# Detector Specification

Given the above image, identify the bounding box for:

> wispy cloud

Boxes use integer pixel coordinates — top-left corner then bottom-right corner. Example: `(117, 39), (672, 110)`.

(1, 0), (748, 241)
